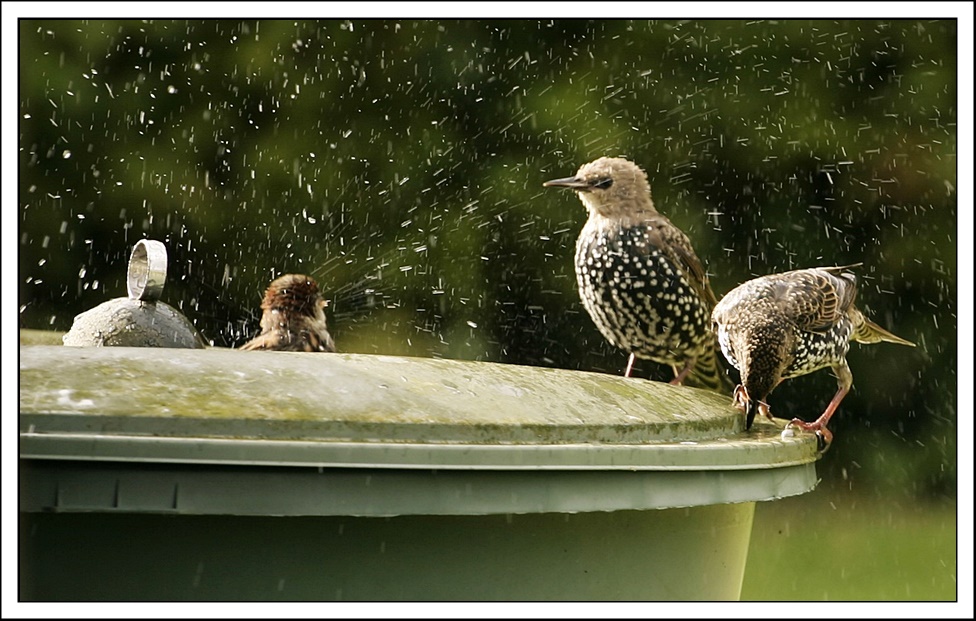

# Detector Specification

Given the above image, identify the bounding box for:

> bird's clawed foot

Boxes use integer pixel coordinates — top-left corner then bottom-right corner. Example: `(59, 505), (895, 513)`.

(732, 384), (748, 411)
(784, 417), (833, 452)
(733, 384), (773, 427)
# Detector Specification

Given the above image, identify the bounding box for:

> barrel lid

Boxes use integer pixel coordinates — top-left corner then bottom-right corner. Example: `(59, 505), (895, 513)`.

(19, 345), (820, 471)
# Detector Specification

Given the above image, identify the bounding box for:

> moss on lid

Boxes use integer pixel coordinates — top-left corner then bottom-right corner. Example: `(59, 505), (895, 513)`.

(19, 344), (820, 470)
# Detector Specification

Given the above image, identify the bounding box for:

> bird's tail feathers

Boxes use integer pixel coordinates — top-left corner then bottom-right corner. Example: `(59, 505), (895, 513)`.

(681, 340), (737, 394)
(853, 314), (915, 347)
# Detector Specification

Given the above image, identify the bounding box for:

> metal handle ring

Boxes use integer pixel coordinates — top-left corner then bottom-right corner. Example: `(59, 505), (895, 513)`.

(127, 239), (168, 301)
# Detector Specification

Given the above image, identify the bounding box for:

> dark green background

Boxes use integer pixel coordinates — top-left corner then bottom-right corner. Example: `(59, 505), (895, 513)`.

(19, 19), (957, 599)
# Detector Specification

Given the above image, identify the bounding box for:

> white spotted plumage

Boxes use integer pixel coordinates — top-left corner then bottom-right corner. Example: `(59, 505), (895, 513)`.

(545, 156), (731, 391)
(711, 264), (915, 443)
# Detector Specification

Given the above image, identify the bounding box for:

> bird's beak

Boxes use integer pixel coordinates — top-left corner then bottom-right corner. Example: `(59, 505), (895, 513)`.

(543, 175), (589, 189)
(745, 398), (760, 430)
(733, 384), (758, 430)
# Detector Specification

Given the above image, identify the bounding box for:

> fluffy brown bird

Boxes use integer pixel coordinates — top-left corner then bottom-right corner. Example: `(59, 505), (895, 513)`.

(544, 156), (732, 392)
(240, 274), (336, 352)
(711, 264), (914, 448)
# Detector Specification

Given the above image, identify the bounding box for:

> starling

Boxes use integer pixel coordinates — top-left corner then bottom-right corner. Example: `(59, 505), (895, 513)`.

(711, 264), (915, 447)
(544, 156), (732, 392)
(240, 274), (336, 352)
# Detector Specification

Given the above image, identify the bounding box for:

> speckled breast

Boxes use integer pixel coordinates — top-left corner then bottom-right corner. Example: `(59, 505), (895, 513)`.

(574, 225), (711, 362)
(782, 319), (854, 379)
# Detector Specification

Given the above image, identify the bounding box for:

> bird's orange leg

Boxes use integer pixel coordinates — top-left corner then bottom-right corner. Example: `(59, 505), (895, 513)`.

(624, 353), (637, 378)
(788, 362), (852, 450)
(670, 357), (696, 385)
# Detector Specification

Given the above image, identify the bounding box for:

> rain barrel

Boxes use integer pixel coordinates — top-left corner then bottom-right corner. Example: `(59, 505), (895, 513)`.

(18, 337), (820, 601)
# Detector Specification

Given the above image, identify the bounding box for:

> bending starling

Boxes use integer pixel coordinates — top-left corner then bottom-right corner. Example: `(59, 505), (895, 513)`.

(711, 264), (915, 447)
(544, 156), (732, 392)
(240, 274), (336, 352)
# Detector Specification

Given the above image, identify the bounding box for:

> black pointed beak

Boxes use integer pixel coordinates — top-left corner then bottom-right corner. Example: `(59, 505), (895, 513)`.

(745, 398), (760, 430)
(543, 175), (589, 189)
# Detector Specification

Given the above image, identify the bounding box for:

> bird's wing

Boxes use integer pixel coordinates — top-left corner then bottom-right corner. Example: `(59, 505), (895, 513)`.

(778, 268), (857, 333)
(646, 216), (719, 307)
(239, 331), (277, 350)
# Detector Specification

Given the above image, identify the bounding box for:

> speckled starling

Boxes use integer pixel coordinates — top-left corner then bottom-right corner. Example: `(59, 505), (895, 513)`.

(240, 274), (336, 352)
(711, 264), (915, 447)
(544, 156), (732, 392)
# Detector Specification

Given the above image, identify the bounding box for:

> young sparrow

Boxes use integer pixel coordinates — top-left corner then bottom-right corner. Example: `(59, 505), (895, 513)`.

(240, 274), (336, 352)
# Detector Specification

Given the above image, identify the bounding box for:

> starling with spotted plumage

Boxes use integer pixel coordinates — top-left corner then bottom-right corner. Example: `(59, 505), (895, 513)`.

(240, 273), (336, 352)
(711, 264), (914, 448)
(544, 156), (732, 392)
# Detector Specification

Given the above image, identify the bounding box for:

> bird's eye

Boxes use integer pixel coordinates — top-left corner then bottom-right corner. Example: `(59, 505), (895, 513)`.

(592, 178), (613, 190)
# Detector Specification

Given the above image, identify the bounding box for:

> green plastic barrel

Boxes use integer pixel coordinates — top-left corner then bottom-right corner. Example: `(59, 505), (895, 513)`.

(18, 339), (820, 601)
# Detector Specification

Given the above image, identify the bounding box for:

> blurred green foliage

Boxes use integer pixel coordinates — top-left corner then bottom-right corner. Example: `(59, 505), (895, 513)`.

(19, 19), (956, 506)
(744, 491), (957, 601)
